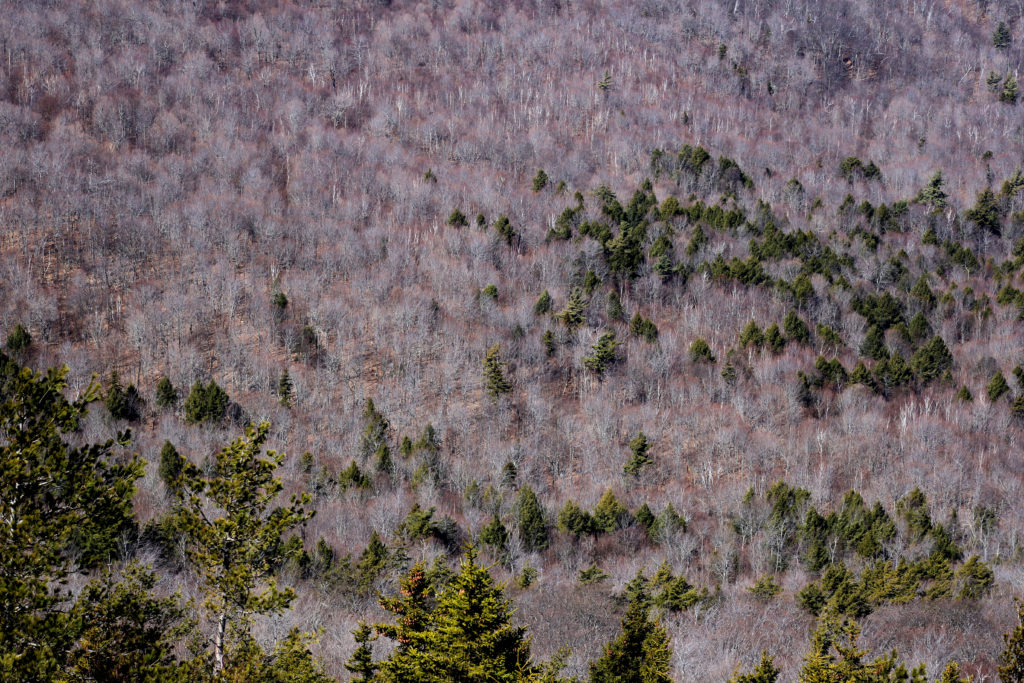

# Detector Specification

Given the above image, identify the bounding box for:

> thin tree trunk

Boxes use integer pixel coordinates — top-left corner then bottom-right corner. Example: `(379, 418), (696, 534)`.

(214, 612), (227, 672)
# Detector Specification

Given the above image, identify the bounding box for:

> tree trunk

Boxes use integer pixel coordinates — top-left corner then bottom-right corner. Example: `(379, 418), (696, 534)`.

(214, 612), (228, 673)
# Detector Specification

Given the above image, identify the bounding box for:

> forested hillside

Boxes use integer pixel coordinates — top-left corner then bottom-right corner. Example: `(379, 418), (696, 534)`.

(3, 0), (1024, 680)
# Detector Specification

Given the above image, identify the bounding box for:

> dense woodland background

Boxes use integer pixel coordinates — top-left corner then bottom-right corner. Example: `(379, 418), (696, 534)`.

(4, 0), (1024, 679)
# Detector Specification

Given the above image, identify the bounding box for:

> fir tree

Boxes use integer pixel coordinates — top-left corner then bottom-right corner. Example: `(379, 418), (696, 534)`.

(1003, 75), (1020, 104)
(345, 622), (379, 682)
(483, 344), (513, 398)
(518, 487), (549, 552)
(784, 310), (811, 344)
(558, 288), (588, 331)
(910, 336), (953, 384)
(593, 489), (631, 532)
(917, 171), (948, 210)
(689, 338), (716, 364)
(278, 369), (294, 407)
(729, 652), (780, 683)
(966, 186), (1002, 233)
(764, 323), (785, 354)
(158, 440), (184, 495)
(557, 500), (594, 538)
(532, 169), (549, 192)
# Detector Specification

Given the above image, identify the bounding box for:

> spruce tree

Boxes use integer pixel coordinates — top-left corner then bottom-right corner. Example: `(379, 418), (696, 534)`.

(559, 288), (588, 331)
(917, 171), (948, 210)
(988, 371), (1010, 402)
(589, 581), (672, 683)
(729, 652), (781, 682)
(158, 440), (184, 495)
(345, 623), (379, 682)
(278, 369), (294, 407)
(518, 487), (549, 552)
(483, 344), (513, 398)
(966, 186), (1002, 233)
(534, 290), (553, 316)
(1003, 75), (1020, 104)
(5, 323), (31, 352)
(624, 431), (653, 477)
(784, 310), (811, 345)
(584, 332), (621, 378)
(994, 21), (1012, 49)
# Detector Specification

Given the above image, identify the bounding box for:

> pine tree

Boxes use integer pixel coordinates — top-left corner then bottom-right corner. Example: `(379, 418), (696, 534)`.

(155, 375), (178, 409)
(183, 380), (229, 425)
(784, 310), (811, 345)
(532, 169), (549, 192)
(0, 354), (144, 679)
(534, 290), (553, 315)
(483, 344), (513, 398)
(584, 332), (621, 378)
(729, 652), (781, 682)
(158, 440), (184, 495)
(910, 336), (953, 384)
(518, 487), (549, 552)
(593, 489), (631, 532)
(917, 171), (948, 210)
(559, 288), (588, 331)
(624, 431), (653, 477)
(494, 214), (516, 245)
(994, 21), (1012, 49)
(859, 325), (889, 361)
(966, 186), (1002, 233)
(557, 500), (594, 538)
(1003, 75), (1020, 104)
(764, 323), (785, 353)
(689, 337), (716, 363)
(481, 515), (509, 553)
(589, 581), (672, 683)
(360, 398), (390, 461)
(988, 371), (1010, 401)
(739, 320), (764, 349)
(5, 323), (31, 352)
(1000, 599), (1024, 682)
(345, 622), (378, 682)
(278, 369), (294, 407)
(172, 421), (314, 674)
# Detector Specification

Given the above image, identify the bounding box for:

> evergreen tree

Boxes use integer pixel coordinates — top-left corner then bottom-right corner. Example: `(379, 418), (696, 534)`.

(518, 487), (549, 552)
(917, 171), (948, 210)
(447, 209), (468, 227)
(584, 332), (622, 378)
(1000, 599), (1024, 682)
(911, 274), (937, 310)
(966, 186), (1002, 233)
(5, 323), (31, 352)
(689, 338), (716, 364)
(155, 375), (178, 409)
(589, 581), (672, 683)
(105, 370), (143, 422)
(345, 623), (378, 683)
(630, 313), (659, 343)
(158, 440), (184, 495)
(988, 371), (1010, 402)
(910, 336), (953, 384)
(593, 489), (631, 532)
(557, 500), (594, 538)
(956, 385), (973, 402)
(764, 323), (785, 353)
(494, 215), (517, 246)
(483, 344), (513, 398)
(859, 325), (889, 361)
(1003, 75), (1020, 104)
(360, 398), (390, 461)
(994, 21), (1012, 49)
(481, 515), (509, 553)
(729, 652), (781, 683)
(784, 310), (811, 345)
(183, 380), (229, 425)
(559, 288), (588, 331)
(534, 290), (553, 316)
(606, 290), (625, 321)
(172, 421), (314, 674)
(542, 329), (556, 357)
(0, 354), (144, 680)
(278, 369), (294, 407)
(739, 320), (765, 350)
(624, 431), (653, 477)
(533, 169), (549, 192)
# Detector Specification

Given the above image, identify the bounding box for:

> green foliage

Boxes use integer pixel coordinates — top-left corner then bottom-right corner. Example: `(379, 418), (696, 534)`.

(360, 398), (390, 462)
(481, 515), (509, 553)
(481, 283), (499, 300)
(159, 440), (184, 495)
(373, 549), (545, 683)
(339, 460), (372, 491)
(534, 290), (553, 315)
(584, 331), (622, 378)
(956, 385), (973, 401)
(1000, 600), (1024, 683)
(1003, 75), (1020, 104)
(172, 421), (313, 673)
(155, 375), (178, 408)
(483, 344), (513, 398)
(917, 171), (948, 210)
(542, 329), (555, 356)
(764, 323), (785, 353)
(105, 370), (143, 421)
(447, 209), (469, 227)
(518, 487), (549, 552)
(689, 337), (716, 363)
(597, 70), (613, 91)
(784, 310), (811, 344)
(0, 354), (144, 679)
(966, 187), (1002, 233)
(729, 652), (780, 683)
(533, 169), (549, 192)
(183, 379), (230, 425)
(988, 371), (1010, 402)
(593, 489), (632, 532)
(557, 500), (594, 538)
(910, 336), (953, 384)
(748, 575), (782, 601)
(5, 323), (31, 352)
(579, 563), (610, 585)
(630, 313), (659, 343)
(606, 290), (625, 321)
(954, 555), (994, 599)
(62, 563), (191, 682)
(739, 320), (764, 349)
(494, 214), (516, 245)
(271, 289), (289, 311)
(278, 369), (293, 407)
(345, 622), (379, 683)
(994, 21), (1012, 48)
(859, 325), (888, 361)
(624, 431), (653, 477)
(589, 580), (672, 683)
(558, 288), (588, 331)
